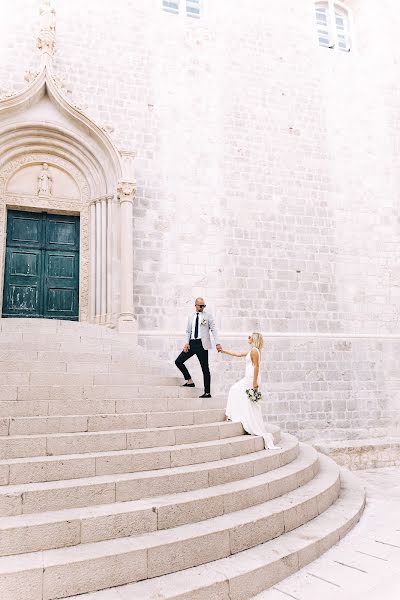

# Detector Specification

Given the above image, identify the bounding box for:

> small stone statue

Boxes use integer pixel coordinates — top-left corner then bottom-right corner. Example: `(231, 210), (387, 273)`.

(37, 163), (52, 196)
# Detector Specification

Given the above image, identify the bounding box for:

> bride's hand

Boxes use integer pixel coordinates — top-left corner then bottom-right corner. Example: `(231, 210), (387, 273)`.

(253, 384), (259, 389)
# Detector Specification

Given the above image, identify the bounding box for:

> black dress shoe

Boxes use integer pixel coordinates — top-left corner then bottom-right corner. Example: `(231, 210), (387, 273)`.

(199, 392), (212, 398)
(182, 382), (195, 387)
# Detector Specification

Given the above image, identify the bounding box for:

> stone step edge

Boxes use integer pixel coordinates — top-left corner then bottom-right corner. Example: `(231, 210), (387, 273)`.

(0, 397), (227, 418)
(0, 420), (244, 450)
(0, 436), (297, 495)
(0, 435), (268, 490)
(0, 434), (261, 467)
(76, 467), (365, 600)
(0, 419), (241, 441)
(0, 444), (318, 556)
(0, 455), (341, 600)
(0, 386), (200, 401)
(0, 408), (228, 435)
(0, 374), (180, 383)
(0, 437), (299, 516)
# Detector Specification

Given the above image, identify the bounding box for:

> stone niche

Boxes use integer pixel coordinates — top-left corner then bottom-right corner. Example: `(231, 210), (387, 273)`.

(7, 162), (80, 200)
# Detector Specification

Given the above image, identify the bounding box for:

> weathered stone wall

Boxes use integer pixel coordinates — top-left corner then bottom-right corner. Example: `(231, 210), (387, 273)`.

(139, 333), (400, 441)
(1, 0), (400, 439)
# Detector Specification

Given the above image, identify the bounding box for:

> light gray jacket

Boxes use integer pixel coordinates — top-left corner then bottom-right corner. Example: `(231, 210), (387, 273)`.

(185, 311), (220, 350)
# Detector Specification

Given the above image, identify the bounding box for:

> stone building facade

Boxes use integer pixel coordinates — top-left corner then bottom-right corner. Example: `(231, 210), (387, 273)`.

(0, 0), (399, 441)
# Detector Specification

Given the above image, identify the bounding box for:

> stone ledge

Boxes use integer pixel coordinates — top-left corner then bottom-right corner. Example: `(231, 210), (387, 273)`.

(314, 436), (400, 470)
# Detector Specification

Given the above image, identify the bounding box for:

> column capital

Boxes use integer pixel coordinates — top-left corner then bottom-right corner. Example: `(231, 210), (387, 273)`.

(117, 181), (136, 204)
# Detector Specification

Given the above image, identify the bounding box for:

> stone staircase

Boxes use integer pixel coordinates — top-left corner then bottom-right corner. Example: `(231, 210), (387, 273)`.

(0, 319), (366, 600)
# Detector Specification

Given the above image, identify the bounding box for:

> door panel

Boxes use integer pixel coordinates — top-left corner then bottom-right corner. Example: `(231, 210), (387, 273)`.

(44, 251), (79, 319)
(46, 215), (79, 251)
(8, 213), (42, 248)
(3, 248), (42, 317)
(2, 210), (79, 320)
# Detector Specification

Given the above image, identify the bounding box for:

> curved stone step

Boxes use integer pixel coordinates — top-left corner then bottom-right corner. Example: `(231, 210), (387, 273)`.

(0, 421), (245, 459)
(0, 361), (174, 375)
(0, 395), (226, 417)
(72, 468), (364, 600)
(0, 373), (180, 387)
(0, 444), (317, 556)
(0, 340), (145, 353)
(3, 408), (227, 435)
(0, 436), (298, 516)
(0, 350), (163, 364)
(0, 434), (267, 488)
(0, 454), (341, 600)
(0, 383), (198, 402)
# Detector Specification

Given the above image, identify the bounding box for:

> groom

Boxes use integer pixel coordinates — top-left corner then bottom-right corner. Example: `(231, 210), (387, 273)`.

(175, 297), (222, 398)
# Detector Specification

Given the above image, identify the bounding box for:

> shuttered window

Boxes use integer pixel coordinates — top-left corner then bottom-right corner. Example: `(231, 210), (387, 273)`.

(315, 2), (351, 52)
(316, 4), (332, 48)
(162, 0), (202, 19)
(162, 0), (179, 15)
(186, 0), (201, 19)
(335, 9), (351, 52)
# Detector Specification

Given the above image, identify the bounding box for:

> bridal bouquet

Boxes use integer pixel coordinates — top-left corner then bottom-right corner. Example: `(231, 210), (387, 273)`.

(246, 388), (262, 402)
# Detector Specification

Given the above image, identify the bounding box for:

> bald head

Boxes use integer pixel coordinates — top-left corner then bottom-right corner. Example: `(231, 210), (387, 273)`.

(195, 298), (206, 312)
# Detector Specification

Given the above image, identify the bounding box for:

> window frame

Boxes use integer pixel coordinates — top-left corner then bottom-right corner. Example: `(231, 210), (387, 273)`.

(161, 0), (205, 20)
(161, 0), (180, 16)
(315, 1), (353, 53)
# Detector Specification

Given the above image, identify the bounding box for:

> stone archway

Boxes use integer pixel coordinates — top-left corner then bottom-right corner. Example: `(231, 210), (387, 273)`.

(0, 1), (137, 332)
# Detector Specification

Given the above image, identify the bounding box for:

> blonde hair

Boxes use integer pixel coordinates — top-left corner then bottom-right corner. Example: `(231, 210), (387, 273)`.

(251, 332), (264, 352)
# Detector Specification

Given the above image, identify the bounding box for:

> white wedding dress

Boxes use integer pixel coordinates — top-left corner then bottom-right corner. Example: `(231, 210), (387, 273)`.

(225, 348), (280, 450)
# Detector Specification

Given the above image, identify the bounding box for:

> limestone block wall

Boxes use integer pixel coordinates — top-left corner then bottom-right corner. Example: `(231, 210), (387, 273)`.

(139, 333), (400, 442)
(1, 0), (400, 440)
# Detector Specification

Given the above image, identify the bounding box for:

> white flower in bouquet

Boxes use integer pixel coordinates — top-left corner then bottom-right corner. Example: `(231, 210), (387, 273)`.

(246, 388), (262, 402)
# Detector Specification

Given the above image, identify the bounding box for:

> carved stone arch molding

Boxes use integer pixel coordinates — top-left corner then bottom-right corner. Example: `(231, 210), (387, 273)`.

(0, 59), (137, 331)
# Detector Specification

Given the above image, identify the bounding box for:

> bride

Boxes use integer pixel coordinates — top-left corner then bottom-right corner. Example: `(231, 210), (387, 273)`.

(221, 332), (280, 450)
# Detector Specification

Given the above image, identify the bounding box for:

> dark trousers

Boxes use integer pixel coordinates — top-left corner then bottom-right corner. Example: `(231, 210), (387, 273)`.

(175, 339), (210, 393)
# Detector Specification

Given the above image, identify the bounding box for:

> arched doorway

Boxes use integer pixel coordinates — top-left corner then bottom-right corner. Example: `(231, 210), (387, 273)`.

(0, 68), (137, 331)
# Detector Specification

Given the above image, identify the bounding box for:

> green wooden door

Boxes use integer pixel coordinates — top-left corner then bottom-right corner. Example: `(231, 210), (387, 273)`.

(2, 210), (80, 320)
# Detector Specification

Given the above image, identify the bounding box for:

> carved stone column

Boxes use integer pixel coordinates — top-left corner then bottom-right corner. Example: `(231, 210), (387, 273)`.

(117, 181), (136, 332)
(89, 201), (96, 321)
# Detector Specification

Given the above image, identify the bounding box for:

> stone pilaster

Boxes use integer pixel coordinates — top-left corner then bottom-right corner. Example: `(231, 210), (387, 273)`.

(117, 180), (137, 334)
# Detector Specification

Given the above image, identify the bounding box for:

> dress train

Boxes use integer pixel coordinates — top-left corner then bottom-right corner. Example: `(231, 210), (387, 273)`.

(225, 349), (280, 450)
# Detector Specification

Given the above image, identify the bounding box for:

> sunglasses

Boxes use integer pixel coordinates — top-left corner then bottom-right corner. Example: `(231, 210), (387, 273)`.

(197, 304), (206, 308)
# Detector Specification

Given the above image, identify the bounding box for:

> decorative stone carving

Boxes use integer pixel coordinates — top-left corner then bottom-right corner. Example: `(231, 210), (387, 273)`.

(0, 90), (14, 101)
(37, 0), (56, 58)
(0, 0), (134, 328)
(100, 124), (114, 134)
(0, 154), (89, 202)
(117, 181), (135, 204)
(24, 70), (39, 83)
(40, 0), (56, 32)
(37, 163), (52, 196)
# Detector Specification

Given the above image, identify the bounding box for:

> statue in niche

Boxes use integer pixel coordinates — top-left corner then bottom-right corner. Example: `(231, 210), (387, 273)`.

(37, 163), (53, 197)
